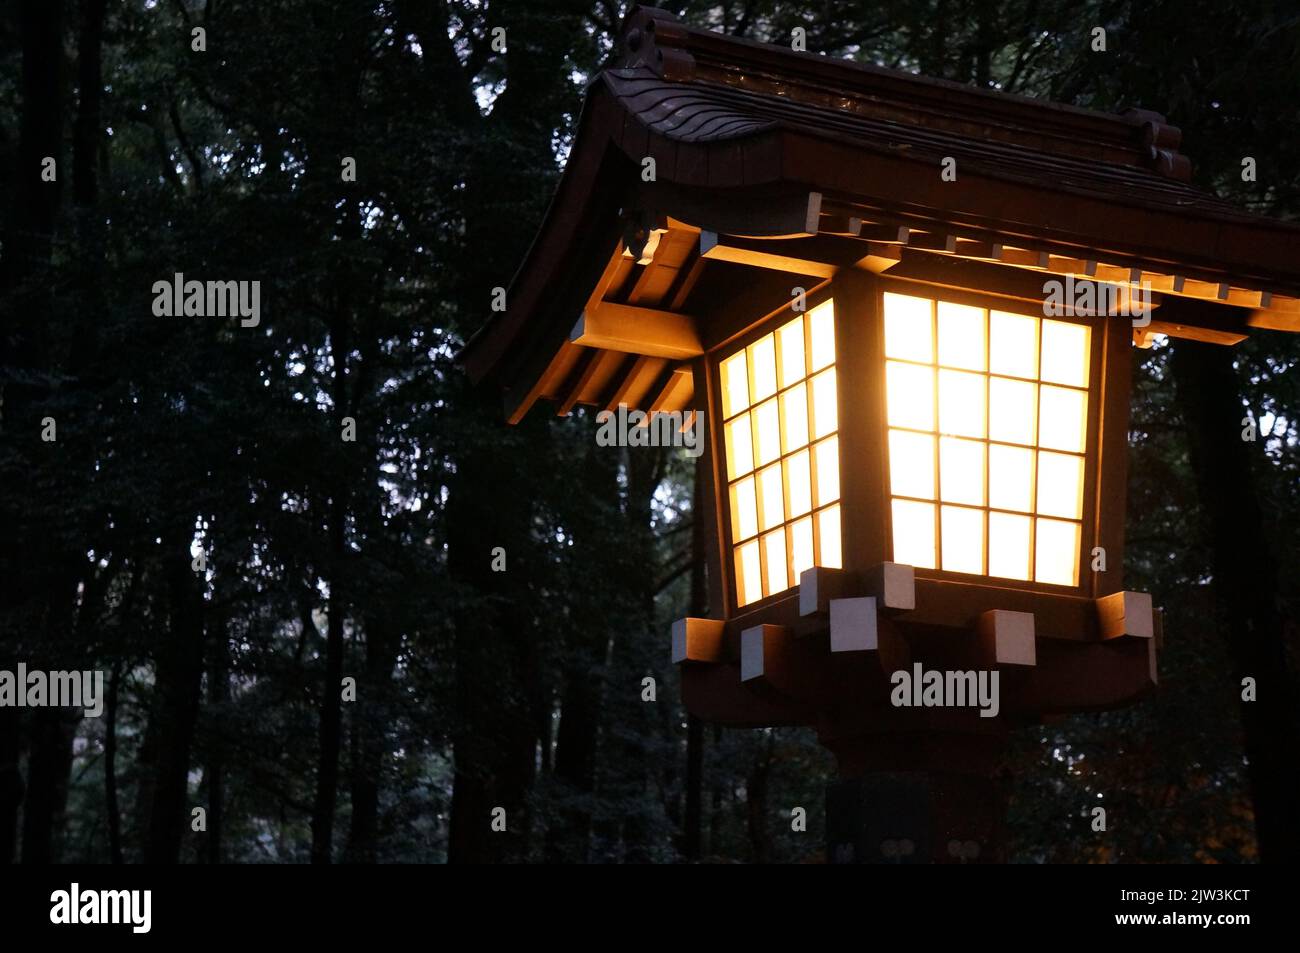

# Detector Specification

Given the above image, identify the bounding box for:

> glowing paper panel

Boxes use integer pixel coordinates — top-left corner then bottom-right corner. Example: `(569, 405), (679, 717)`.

(883, 295), (1093, 587)
(721, 300), (840, 605)
(884, 292), (934, 363)
(892, 499), (936, 570)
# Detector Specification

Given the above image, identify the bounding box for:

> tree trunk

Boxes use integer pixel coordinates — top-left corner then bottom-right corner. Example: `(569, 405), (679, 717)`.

(439, 0), (590, 864)
(0, 0), (65, 865)
(105, 661), (124, 864)
(447, 395), (540, 864)
(345, 616), (397, 863)
(143, 540), (206, 864)
(746, 742), (772, 864)
(20, 571), (81, 864)
(0, 709), (19, 865)
(546, 441), (615, 861)
(310, 506), (346, 864)
(1170, 337), (1300, 862)
(19, 0), (110, 868)
(20, 709), (77, 864)
(206, 619), (229, 864)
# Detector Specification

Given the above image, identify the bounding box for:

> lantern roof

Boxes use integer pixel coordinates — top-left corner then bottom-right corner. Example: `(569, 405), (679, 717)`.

(462, 4), (1300, 422)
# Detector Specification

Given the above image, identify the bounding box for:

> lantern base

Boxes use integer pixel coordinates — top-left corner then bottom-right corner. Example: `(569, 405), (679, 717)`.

(823, 729), (1009, 864)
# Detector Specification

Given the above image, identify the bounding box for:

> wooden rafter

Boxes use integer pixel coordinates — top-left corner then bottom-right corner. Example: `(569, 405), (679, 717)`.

(605, 355), (669, 412)
(696, 230), (837, 275)
(571, 301), (703, 359)
(647, 365), (694, 416)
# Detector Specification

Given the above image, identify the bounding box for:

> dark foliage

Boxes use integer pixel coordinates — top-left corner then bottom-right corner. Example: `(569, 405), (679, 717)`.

(0, 0), (1296, 864)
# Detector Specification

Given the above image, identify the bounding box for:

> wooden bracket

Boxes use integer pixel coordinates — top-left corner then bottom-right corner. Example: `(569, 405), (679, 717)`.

(571, 301), (703, 359)
(1096, 591), (1154, 640)
(976, 610), (1036, 667)
(828, 597), (878, 653)
(864, 562), (916, 613)
(671, 617), (725, 664)
(740, 624), (790, 682)
(798, 566), (852, 618)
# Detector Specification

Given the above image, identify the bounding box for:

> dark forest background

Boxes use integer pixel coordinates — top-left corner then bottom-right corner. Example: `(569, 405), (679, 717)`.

(0, 0), (1297, 864)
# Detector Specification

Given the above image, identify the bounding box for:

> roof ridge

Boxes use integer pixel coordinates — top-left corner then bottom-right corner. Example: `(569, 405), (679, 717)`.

(614, 5), (1191, 182)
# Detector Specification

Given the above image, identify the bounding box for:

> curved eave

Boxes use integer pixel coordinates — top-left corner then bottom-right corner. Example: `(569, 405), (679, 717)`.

(461, 69), (1300, 408)
(460, 83), (636, 387)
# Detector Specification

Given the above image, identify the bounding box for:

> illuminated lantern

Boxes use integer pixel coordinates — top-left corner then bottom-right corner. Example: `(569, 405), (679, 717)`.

(462, 6), (1300, 862)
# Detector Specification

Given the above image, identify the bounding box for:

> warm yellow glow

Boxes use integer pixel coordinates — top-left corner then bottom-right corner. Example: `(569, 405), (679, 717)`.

(884, 292), (933, 363)
(988, 512), (1032, 580)
(810, 368), (838, 439)
(813, 437), (839, 507)
(730, 476), (758, 541)
(1035, 518), (1080, 586)
(778, 316), (806, 388)
(886, 361), (935, 431)
(889, 429), (935, 500)
(763, 530), (787, 594)
(779, 384), (809, 453)
(939, 437), (985, 506)
(749, 334), (777, 404)
(785, 449), (812, 518)
(938, 369), (986, 438)
(938, 302), (986, 371)
(941, 505), (984, 575)
(721, 300), (840, 606)
(989, 310), (1038, 379)
(758, 463), (784, 531)
(891, 499), (936, 569)
(817, 505), (842, 568)
(988, 377), (1037, 445)
(988, 444), (1034, 512)
(808, 300), (836, 371)
(720, 350), (750, 419)
(735, 539), (762, 606)
(725, 413), (753, 480)
(1040, 319), (1091, 387)
(884, 295), (1093, 587)
(789, 517), (814, 580)
(1038, 385), (1088, 453)
(1036, 451), (1084, 520)
(752, 398), (781, 467)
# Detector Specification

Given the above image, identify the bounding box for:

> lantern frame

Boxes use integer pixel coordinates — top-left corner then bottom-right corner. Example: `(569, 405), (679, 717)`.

(703, 269), (1133, 639)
